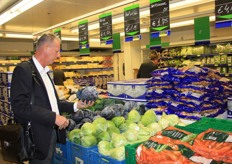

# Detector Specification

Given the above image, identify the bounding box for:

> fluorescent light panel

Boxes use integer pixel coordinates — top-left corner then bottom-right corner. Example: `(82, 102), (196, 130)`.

(5, 33), (33, 39)
(0, 0), (44, 25)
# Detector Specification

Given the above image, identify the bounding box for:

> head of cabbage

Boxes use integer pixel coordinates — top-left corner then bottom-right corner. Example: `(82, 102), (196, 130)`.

(81, 135), (97, 147)
(141, 109), (157, 126)
(93, 117), (107, 134)
(127, 109), (141, 123)
(111, 133), (127, 148)
(110, 146), (125, 161)
(80, 122), (96, 136)
(112, 116), (125, 128)
(98, 141), (113, 156)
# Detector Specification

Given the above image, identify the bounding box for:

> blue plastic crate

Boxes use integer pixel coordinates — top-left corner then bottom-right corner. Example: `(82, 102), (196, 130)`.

(52, 154), (70, 164)
(91, 150), (125, 164)
(52, 140), (71, 164)
(70, 142), (97, 164)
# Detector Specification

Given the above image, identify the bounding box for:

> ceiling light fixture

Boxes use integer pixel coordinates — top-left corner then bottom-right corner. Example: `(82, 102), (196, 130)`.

(0, 0), (44, 26)
(62, 37), (79, 41)
(5, 33), (33, 39)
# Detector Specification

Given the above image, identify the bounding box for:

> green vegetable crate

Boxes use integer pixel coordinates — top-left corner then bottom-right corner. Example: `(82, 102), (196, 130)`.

(91, 149), (125, 164)
(70, 142), (97, 164)
(125, 141), (145, 164)
(176, 117), (232, 134)
(124, 117), (232, 164)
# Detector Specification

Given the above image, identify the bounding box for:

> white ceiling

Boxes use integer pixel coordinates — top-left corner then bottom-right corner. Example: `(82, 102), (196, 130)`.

(0, 0), (217, 41)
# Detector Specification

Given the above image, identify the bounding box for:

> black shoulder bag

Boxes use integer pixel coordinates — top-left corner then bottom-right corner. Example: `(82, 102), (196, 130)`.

(0, 61), (36, 163)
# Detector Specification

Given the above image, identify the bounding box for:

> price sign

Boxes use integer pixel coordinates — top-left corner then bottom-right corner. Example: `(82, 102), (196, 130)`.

(78, 20), (89, 49)
(150, 0), (170, 34)
(99, 13), (113, 44)
(215, 0), (232, 28)
(124, 4), (140, 41)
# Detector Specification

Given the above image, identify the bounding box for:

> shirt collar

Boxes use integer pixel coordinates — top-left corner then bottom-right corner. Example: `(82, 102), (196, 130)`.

(32, 56), (50, 75)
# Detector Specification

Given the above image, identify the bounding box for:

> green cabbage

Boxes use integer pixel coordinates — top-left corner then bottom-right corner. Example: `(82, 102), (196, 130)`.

(111, 133), (127, 148)
(177, 122), (186, 126)
(141, 110), (157, 126)
(158, 118), (170, 129)
(119, 120), (132, 133)
(112, 116), (125, 128)
(124, 129), (138, 142)
(96, 131), (111, 142)
(98, 141), (113, 156)
(110, 146), (125, 161)
(128, 123), (140, 131)
(107, 126), (120, 137)
(81, 135), (97, 147)
(163, 114), (180, 126)
(68, 129), (82, 144)
(138, 126), (150, 136)
(106, 120), (115, 128)
(93, 117), (107, 134)
(137, 135), (150, 141)
(147, 122), (161, 135)
(127, 110), (141, 123)
(81, 122), (96, 136)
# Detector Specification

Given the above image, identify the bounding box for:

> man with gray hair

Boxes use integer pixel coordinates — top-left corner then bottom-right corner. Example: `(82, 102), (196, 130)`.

(10, 33), (93, 163)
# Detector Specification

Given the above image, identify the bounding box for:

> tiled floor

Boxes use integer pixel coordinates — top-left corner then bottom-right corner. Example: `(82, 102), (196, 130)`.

(0, 147), (13, 164)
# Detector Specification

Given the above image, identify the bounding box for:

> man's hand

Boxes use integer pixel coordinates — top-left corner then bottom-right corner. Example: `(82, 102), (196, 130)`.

(77, 100), (94, 109)
(55, 115), (69, 129)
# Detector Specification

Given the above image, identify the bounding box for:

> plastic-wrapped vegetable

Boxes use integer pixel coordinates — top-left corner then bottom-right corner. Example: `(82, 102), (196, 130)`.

(82, 109), (94, 120)
(70, 110), (85, 123)
(76, 86), (98, 102)
(100, 106), (117, 120)
(66, 119), (76, 131)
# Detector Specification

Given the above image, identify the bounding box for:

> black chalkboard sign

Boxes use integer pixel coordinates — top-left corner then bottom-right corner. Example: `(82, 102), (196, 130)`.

(150, 0), (170, 33)
(215, 0), (232, 22)
(78, 20), (89, 48)
(124, 4), (140, 38)
(99, 13), (112, 44)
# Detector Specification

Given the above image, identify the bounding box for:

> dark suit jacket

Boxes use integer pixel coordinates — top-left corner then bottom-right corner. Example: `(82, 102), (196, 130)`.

(137, 61), (158, 78)
(10, 59), (74, 159)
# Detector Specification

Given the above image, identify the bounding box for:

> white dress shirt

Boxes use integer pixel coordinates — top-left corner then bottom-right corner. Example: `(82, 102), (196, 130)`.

(32, 56), (78, 114)
(33, 56), (60, 114)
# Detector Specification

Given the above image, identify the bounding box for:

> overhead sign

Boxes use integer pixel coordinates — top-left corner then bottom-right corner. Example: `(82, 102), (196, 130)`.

(215, 0), (232, 28)
(54, 28), (62, 51)
(99, 12), (113, 45)
(194, 16), (210, 45)
(150, 0), (170, 38)
(124, 4), (141, 42)
(78, 20), (89, 49)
